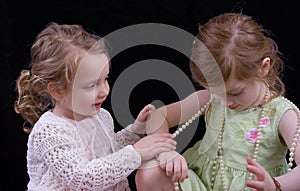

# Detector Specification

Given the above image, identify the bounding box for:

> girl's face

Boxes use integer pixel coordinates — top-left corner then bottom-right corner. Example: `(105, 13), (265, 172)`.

(58, 53), (110, 120)
(211, 57), (271, 111)
(212, 77), (267, 111)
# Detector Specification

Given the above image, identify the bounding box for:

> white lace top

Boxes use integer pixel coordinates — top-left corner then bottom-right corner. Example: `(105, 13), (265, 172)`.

(26, 108), (142, 191)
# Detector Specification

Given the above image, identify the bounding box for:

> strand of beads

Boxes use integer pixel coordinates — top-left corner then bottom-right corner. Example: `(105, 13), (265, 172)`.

(252, 88), (270, 162)
(210, 108), (226, 191)
(283, 98), (300, 171)
(243, 105), (267, 191)
(173, 100), (212, 191)
(243, 88), (270, 191)
(174, 182), (180, 191)
(173, 100), (211, 138)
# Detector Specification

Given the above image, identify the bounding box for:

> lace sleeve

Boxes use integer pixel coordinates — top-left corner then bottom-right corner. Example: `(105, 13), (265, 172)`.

(30, 123), (141, 190)
(113, 125), (142, 147)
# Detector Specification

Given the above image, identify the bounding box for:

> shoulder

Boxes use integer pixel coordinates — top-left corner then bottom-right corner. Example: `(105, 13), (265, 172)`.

(31, 111), (78, 138)
(97, 108), (113, 120)
(273, 96), (299, 121)
(268, 96), (295, 115)
(97, 108), (114, 126)
(276, 97), (299, 147)
(34, 111), (64, 130)
(27, 111), (81, 158)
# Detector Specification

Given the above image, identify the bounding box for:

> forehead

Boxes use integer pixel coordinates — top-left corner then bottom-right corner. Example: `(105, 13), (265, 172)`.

(75, 53), (109, 80)
(208, 77), (246, 95)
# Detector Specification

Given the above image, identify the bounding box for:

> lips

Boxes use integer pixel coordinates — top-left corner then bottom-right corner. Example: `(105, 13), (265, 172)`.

(229, 105), (238, 110)
(94, 102), (103, 109)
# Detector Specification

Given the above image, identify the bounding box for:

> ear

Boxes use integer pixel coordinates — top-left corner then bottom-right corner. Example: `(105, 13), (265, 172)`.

(258, 57), (271, 77)
(48, 82), (64, 101)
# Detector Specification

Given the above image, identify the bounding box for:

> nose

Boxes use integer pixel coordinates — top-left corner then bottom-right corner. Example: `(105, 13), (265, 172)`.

(97, 83), (109, 98)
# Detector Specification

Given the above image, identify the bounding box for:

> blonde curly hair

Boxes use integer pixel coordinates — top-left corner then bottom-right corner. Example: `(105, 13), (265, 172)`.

(14, 22), (108, 133)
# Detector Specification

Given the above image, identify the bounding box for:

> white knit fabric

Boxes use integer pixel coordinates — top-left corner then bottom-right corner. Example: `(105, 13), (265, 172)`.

(26, 108), (142, 191)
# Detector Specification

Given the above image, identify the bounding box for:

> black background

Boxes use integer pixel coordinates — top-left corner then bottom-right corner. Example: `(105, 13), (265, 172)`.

(1, 0), (299, 190)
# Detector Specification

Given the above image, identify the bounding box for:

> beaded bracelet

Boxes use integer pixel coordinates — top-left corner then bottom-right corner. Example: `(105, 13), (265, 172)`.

(271, 177), (282, 191)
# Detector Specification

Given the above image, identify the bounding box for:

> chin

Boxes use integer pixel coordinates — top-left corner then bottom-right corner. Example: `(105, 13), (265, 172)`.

(76, 110), (97, 119)
(229, 106), (245, 111)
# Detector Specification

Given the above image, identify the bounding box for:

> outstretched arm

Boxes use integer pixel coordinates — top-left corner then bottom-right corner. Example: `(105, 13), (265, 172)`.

(145, 89), (211, 134)
(142, 89), (211, 182)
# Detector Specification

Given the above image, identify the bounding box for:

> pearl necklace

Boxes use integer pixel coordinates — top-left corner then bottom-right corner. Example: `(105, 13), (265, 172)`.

(173, 100), (212, 191)
(172, 93), (300, 191)
(173, 100), (212, 138)
(283, 97), (300, 171)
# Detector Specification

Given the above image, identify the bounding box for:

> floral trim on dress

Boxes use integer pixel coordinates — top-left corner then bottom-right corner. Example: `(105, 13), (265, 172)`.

(245, 117), (270, 144)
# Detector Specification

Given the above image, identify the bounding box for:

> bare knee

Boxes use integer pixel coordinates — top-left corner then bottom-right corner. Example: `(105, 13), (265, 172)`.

(135, 165), (174, 191)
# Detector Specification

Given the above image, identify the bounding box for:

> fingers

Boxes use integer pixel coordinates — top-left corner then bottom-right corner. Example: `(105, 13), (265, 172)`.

(136, 147), (175, 162)
(245, 179), (264, 191)
(138, 104), (156, 121)
(179, 159), (188, 182)
(171, 160), (181, 182)
(146, 104), (155, 111)
(159, 159), (167, 171)
(245, 156), (270, 191)
(134, 133), (176, 149)
(153, 140), (177, 154)
(133, 104), (156, 134)
(246, 156), (265, 181)
(134, 134), (177, 161)
(165, 159), (174, 177)
(152, 145), (176, 155)
(160, 154), (188, 183)
(152, 133), (176, 143)
(142, 104), (155, 113)
(134, 132), (178, 162)
(145, 133), (177, 148)
(152, 132), (175, 138)
(172, 156), (188, 182)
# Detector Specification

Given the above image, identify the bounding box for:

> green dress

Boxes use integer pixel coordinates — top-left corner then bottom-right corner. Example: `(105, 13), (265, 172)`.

(180, 96), (293, 190)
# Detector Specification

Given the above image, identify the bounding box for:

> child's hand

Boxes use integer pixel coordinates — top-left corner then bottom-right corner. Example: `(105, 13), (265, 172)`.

(131, 104), (155, 134)
(245, 156), (277, 191)
(157, 151), (188, 183)
(133, 133), (176, 161)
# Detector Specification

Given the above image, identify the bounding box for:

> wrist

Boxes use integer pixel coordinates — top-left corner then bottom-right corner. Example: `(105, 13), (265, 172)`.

(126, 124), (145, 137)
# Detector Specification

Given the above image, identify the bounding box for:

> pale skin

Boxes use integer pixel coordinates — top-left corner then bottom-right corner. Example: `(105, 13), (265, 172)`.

(136, 57), (300, 191)
(47, 52), (177, 162)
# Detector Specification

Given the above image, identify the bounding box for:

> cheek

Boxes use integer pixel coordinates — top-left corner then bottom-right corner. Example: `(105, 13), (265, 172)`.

(238, 92), (255, 104)
(72, 91), (96, 104)
(71, 90), (94, 107)
(71, 93), (97, 115)
(236, 97), (247, 104)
